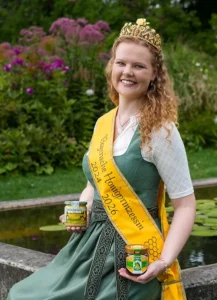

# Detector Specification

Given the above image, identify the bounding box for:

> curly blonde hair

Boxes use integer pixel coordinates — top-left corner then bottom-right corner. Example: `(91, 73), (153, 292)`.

(105, 36), (178, 148)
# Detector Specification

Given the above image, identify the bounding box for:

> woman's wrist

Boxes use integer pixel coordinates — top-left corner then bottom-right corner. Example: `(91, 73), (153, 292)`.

(158, 257), (169, 272)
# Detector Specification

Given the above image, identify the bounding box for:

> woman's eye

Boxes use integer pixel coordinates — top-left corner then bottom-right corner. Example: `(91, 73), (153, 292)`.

(116, 61), (124, 66)
(135, 65), (144, 69)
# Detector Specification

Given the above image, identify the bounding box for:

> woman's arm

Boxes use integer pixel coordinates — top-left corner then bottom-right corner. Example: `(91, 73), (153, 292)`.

(160, 193), (196, 267)
(119, 193), (196, 283)
(79, 181), (94, 213)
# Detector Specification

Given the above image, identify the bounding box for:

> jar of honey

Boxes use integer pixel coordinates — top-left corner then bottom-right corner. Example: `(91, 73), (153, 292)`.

(125, 244), (149, 275)
(64, 201), (87, 227)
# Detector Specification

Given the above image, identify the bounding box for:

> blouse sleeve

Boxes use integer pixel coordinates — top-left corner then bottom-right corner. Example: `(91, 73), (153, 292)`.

(142, 123), (194, 199)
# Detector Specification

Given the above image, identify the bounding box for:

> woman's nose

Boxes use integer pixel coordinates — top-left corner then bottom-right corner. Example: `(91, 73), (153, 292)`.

(122, 66), (133, 76)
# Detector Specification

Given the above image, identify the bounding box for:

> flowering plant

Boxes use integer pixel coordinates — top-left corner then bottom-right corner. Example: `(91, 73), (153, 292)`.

(0, 18), (111, 174)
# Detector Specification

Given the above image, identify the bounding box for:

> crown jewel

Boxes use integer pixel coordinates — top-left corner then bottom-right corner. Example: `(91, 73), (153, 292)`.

(119, 18), (161, 51)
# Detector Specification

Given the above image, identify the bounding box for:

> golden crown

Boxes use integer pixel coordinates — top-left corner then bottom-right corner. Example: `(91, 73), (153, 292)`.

(119, 18), (161, 51)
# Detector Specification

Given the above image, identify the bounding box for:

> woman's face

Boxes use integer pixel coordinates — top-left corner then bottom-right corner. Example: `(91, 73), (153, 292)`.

(111, 42), (155, 102)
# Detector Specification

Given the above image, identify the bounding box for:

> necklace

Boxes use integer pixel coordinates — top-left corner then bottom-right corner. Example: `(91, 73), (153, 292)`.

(117, 110), (140, 135)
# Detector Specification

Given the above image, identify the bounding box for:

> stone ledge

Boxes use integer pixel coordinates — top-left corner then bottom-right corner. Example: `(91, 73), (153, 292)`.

(1, 177), (217, 211)
(1, 242), (217, 300)
(192, 178), (217, 189)
(0, 194), (80, 211)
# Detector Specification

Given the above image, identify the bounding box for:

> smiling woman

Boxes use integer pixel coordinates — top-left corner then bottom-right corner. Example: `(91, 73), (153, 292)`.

(7, 18), (195, 300)
(112, 43), (155, 102)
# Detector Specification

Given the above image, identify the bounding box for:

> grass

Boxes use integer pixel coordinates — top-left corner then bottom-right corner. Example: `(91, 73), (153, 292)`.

(187, 148), (217, 179)
(0, 168), (86, 201)
(0, 148), (216, 201)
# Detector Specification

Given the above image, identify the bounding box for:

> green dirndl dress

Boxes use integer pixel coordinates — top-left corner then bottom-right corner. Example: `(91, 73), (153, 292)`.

(7, 128), (162, 300)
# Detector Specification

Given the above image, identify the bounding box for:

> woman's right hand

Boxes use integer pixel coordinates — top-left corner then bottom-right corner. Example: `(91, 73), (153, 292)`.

(59, 210), (91, 233)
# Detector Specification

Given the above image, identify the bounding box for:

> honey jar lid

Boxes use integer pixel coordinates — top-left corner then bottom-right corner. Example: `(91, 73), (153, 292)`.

(79, 201), (87, 205)
(64, 201), (87, 205)
(125, 244), (149, 255)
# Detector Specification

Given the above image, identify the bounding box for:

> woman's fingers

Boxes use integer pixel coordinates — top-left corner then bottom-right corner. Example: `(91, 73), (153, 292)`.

(61, 210), (92, 232)
(118, 268), (140, 282)
(59, 214), (65, 223)
(119, 260), (166, 284)
(118, 268), (155, 284)
(66, 226), (87, 232)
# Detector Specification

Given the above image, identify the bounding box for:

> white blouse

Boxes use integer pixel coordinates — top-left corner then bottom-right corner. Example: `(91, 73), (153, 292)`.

(90, 115), (194, 200)
(113, 115), (194, 199)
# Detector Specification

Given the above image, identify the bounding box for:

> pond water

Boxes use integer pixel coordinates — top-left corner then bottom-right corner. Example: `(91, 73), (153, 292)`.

(1, 186), (217, 269)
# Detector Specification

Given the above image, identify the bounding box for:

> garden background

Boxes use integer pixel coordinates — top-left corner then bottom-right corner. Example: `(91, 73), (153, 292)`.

(0, 0), (217, 200)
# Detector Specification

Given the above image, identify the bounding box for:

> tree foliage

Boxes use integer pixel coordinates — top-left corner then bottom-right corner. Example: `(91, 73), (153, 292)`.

(0, 0), (217, 55)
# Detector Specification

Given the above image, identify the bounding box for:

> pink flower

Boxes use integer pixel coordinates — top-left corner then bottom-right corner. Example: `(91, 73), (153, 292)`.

(95, 21), (111, 33)
(49, 18), (81, 41)
(0, 42), (11, 49)
(12, 46), (24, 55)
(77, 18), (88, 26)
(26, 88), (35, 94)
(3, 64), (12, 71)
(62, 66), (70, 71)
(79, 24), (104, 44)
(11, 58), (24, 66)
(98, 52), (111, 63)
(51, 58), (65, 69)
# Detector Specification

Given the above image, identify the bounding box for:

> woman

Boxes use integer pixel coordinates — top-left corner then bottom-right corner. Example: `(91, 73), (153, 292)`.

(7, 18), (196, 300)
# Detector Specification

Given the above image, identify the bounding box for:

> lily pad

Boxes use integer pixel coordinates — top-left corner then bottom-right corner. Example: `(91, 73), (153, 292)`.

(197, 199), (216, 204)
(40, 224), (67, 231)
(191, 230), (217, 237)
(166, 206), (174, 213)
(203, 218), (217, 225)
(206, 210), (217, 218)
(195, 215), (206, 224)
(192, 225), (210, 231)
(197, 203), (216, 211)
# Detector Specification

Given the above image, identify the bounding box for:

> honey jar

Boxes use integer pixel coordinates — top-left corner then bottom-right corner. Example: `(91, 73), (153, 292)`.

(64, 201), (87, 227)
(125, 244), (149, 275)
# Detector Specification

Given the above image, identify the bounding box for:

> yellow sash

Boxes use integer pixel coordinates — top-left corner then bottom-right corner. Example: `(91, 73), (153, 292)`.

(88, 107), (186, 300)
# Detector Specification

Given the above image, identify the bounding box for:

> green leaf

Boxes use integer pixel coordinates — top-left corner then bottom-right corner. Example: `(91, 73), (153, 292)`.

(191, 230), (217, 237)
(5, 163), (18, 171)
(39, 224), (67, 231)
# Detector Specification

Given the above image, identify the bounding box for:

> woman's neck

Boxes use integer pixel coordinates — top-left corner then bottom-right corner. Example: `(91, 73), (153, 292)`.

(117, 99), (142, 118)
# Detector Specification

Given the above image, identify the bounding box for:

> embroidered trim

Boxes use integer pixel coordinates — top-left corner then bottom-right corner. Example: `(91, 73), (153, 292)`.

(84, 218), (115, 300)
(115, 232), (129, 300)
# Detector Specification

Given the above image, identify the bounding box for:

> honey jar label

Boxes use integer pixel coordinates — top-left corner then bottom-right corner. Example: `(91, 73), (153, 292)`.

(65, 209), (87, 226)
(126, 254), (148, 274)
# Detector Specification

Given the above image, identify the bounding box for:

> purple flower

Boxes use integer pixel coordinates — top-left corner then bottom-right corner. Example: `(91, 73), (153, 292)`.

(64, 81), (68, 87)
(20, 29), (28, 36)
(26, 88), (34, 95)
(79, 24), (104, 44)
(39, 61), (52, 72)
(11, 58), (24, 66)
(51, 58), (65, 69)
(77, 18), (88, 26)
(12, 46), (23, 55)
(95, 21), (111, 33)
(98, 52), (111, 63)
(31, 235), (39, 241)
(49, 18), (81, 42)
(0, 42), (11, 49)
(62, 66), (70, 71)
(3, 64), (12, 71)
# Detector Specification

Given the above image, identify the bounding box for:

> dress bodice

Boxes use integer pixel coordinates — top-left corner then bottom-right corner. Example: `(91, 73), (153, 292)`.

(82, 126), (161, 209)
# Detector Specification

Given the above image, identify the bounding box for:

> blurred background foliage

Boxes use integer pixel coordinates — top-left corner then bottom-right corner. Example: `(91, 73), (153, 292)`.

(0, 0), (217, 174)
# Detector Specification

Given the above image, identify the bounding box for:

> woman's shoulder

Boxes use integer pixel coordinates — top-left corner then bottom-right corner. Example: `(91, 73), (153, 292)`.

(150, 122), (183, 148)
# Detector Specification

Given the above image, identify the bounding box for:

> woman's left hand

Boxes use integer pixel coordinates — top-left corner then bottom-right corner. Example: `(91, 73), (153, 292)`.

(118, 260), (166, 284)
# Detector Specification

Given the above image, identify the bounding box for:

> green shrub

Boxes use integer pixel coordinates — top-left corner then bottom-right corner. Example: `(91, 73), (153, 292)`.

(179, 112), (217, 151)
(164, 43), (217, 120)
(0, 18), (110, 174)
